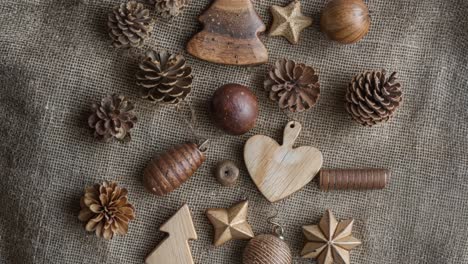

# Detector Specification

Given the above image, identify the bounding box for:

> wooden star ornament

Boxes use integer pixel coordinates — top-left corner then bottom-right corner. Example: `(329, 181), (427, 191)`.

(206, 200), (255, 246)
(301, 210), (362, 264)
(269, 0), (313, 44)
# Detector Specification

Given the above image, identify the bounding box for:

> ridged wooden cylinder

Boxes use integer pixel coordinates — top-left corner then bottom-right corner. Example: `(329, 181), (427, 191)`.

(143, 143), (206, 196)
(319, 169), (390, 191)
(243, 234), (292, 264)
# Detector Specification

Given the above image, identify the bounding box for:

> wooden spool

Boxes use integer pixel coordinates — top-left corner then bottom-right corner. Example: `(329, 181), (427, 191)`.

(143, 143), (206, 196)
(243, 234), (292, 264)
(319, 169), (391, 191)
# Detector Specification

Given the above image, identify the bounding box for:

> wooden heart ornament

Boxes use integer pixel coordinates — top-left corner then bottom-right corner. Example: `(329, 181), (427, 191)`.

(244, 121), (323, 202)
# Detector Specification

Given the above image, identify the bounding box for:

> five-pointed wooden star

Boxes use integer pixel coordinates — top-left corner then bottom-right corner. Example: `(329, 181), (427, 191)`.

(301, 210), (362, 264)
(206, 200), (255, 246)
(269, 1), (313, 44)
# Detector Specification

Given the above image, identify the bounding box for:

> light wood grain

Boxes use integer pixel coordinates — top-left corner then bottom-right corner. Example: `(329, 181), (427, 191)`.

(186, 0), (268, 66)
(145, 204), (198, 264)
(244, 121), (323, 202)
(206, 200), (254, 246)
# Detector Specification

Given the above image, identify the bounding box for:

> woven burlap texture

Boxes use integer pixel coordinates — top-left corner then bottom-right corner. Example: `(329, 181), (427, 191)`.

(1, 0), (467, 263)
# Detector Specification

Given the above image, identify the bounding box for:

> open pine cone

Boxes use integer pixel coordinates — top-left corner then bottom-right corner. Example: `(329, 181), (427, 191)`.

(264, 58), (320, 113)
(78, 181), (135, 240)
(108, 1), (154, 49)
(136, 50), (193, 105)
(150, 0), (190, 18)
(88, 94), (137, 142)
(345, 70), (403, 126)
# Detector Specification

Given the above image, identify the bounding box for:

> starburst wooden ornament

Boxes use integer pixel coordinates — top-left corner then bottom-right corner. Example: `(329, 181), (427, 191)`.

(301, 210), (362, 264)
(269, 0), (313, 44)
(206, 200), (255, 246)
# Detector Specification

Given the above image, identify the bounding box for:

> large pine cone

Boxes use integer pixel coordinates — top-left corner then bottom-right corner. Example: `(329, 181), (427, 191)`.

(264, 59), (320, 113)
(136, 50), (193, 105)
(88, 94), (137, 142)
(345, 70), (402, 126)
(108, 1), (154, 49)
(151, 0), (190, 18)
(78, 181), (135, 240)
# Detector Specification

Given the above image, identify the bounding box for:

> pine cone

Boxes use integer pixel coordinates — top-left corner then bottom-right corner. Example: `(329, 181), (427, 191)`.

(264, 58), (320, 113)
(345, 70), (402, 126)
(78, 181), (135, 240)
(88, 94), (137, 142)
(151, 0), (190, 18)
(108, 1), (154, 49)
(136, 50), (193, 105)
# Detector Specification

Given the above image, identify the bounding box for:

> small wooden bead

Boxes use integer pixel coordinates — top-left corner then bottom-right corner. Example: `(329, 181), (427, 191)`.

(215, 160), (239, 186)
(210, 83), (259, 135)
(319, 169), (391, 191)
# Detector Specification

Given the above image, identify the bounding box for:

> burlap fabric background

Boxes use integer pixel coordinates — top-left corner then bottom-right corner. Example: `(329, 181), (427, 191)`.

(1, 0), (468, 263)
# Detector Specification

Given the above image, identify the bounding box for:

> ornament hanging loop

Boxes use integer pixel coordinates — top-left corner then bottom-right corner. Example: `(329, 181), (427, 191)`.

(267, 205), (285, 240)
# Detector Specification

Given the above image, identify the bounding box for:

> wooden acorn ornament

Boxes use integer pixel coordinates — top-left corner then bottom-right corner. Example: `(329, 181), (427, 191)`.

(143, 142), (206, 196)
(244, 121), (323, 202)
(320, 0), (370, 44)
(186, 0), (268, 66)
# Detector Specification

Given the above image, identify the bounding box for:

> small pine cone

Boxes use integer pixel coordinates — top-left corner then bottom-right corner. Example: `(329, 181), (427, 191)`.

(88, 94), (137, 142)
(136, 50), (193, 105)
(151, 0), (190, 18)
(345, 70), (403, 126)
(108, 1), (154, 49)
(78, 181), (135, 240)
(264, 58), (320, 113)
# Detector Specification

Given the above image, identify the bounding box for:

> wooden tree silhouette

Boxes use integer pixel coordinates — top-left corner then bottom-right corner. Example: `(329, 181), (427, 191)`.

(145, 204), (198, 264)
(187, 0), (268, 66)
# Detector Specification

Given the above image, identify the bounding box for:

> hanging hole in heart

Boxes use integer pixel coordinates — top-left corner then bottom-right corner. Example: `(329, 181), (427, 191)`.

(290, 124), (295, 128)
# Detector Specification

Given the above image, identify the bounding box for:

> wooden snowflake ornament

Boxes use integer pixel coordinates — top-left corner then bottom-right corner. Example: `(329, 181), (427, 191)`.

(301, 210), (362, 264)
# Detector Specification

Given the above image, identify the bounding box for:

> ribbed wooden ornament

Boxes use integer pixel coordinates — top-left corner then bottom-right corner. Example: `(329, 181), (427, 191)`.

(243, 234), (292, 264)
(319, 169), (391, 191)
(143, 143), (206, 196)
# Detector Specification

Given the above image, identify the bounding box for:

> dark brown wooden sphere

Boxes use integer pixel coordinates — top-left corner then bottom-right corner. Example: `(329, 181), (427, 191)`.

(210, 83), (258, 135)
(320, 0), (371, 44)
(243, 234), (292, 264)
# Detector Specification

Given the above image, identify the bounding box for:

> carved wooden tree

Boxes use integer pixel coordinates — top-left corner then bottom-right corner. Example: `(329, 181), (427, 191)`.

(145, 204), (198, 264)
(187, 0), (268, 66)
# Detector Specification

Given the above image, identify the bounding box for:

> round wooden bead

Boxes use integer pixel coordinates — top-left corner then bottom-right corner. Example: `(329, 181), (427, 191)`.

(320, 0), (370, 44)
(211, 83), (258, 135)
(215, 160), (240, 186)
(143, 143), (206, 196)
(243, 234), (292, 264)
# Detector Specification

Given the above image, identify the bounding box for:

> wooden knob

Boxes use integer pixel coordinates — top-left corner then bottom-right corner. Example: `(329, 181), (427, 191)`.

(319, 169), (390, 191)
(215, 160), (240, 186)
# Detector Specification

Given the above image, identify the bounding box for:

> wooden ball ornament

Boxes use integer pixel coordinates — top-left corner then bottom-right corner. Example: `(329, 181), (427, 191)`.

(320, 0), (371, 44)
(243, 234), (292, 264)
(211, 83), (259, 135)
(143, 143), (206, 196)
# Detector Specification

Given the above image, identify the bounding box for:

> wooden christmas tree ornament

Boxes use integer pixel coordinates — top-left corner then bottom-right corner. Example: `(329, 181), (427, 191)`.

(320, 169), (391, 191)
(146, 204), (198, 264)
(186, 0), (269, 66)
(244, 121), (323, 202)
(143, 143), (206, 196)
(301, 210), (361, 264)
(206, 200), (255, 246)
(269, 0), (313, 44)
